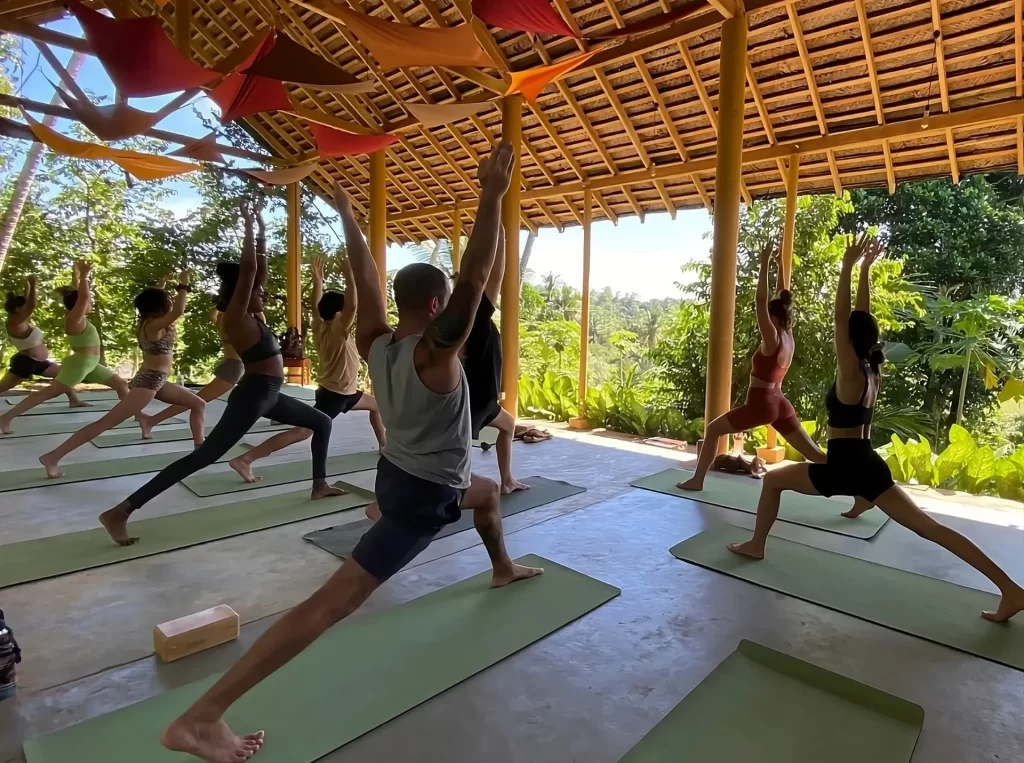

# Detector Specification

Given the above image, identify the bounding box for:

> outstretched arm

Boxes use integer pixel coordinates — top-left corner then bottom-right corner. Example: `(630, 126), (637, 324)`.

(148, 270), (190, 331)
(68, 260), (93, 325)
(254, 209), (269, 295)
(333, 186), (388, 360)
(835, 234), (867, 371)
(338, 254), (357, 335)
(227, 209), (257, 320)
(855, 239), (883, 313)
(483, 223), (505, 306)
(422, 142), (514, 360)
(754, 241), (778, 352)
(24, 276), (37, 314)
(310, 257), (325, 328)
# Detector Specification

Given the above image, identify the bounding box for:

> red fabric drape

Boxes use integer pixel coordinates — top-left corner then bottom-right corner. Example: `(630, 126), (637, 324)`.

(472, 0), (576, 38)
(68, 0), (216, 97)
(245, 32), (376, 94)
(309, 122), (397, 157)
(209, 32), (293, 123)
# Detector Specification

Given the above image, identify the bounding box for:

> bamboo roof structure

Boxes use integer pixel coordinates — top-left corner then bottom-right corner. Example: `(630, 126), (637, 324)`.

(1, 0), (1022, 245)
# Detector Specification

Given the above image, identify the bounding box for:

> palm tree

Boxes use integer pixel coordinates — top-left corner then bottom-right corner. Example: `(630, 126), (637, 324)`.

(539, 272), (563, 301)
(406, 239), (454, 276)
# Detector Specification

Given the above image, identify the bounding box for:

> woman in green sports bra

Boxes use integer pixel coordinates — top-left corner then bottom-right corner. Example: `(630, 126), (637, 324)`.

(0, 261), (128, 435)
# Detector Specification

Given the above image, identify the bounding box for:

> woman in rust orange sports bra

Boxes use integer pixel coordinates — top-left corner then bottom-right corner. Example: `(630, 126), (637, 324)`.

(677, 242), (829, 493)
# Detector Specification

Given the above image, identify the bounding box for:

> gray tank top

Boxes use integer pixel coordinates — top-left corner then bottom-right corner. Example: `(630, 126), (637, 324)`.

(368, 332), (471, 489)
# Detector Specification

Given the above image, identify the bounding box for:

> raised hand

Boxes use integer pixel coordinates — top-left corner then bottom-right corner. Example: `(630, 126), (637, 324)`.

(478, 141), (515, 196)
(842, 233), (872, 268)
(26, 275), (37, 286)
(861, 238), (885, 268)
(78, 260), (94, 278)
(311, 256), (325, 283)
(178, 269), (190, 287)
(759, 238), (778, 265)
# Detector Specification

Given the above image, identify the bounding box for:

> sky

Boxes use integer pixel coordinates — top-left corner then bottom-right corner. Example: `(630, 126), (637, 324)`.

(6, 16), (716, 300)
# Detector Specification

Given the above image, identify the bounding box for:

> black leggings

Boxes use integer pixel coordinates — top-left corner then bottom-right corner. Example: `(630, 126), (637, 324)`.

(125, 373), (332, 514)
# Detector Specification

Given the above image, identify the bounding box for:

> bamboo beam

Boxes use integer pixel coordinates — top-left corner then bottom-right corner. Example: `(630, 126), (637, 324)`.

(0, 19), (92, 53)
(853, 0), (895, 193)
(781, 155), (799, 290)
(945, 127), (960, 184)
(928, 0), (951, 113)
(706, 0), (737, 19)
(176, 0), (192, 58)
(1016, 0), (1022, 97)
(286, 181), (302, 336)
(1018, 115), (1023, 175)
(500, 95), (523, 416)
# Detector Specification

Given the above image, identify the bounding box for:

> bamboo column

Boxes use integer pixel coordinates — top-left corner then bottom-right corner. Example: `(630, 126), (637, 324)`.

(781, 155), (800, 290)
(369, 150), (387, 299)
(570, 187), (593, 429)
(286, 182), (302, 385)
(703, 11), (749, 454)
(451, 202), (462, 273)
(500, 95), (523, 415)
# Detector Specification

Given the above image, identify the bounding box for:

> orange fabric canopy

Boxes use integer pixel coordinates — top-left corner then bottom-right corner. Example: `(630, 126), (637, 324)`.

(309, 122), (398, 157)
(23, 111), (199, 181)
(506, 51), (598, 104)
(331, 5), (494, 70)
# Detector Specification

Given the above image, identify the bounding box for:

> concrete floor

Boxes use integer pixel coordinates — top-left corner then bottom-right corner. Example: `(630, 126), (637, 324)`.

(1, 398), (1022, 763)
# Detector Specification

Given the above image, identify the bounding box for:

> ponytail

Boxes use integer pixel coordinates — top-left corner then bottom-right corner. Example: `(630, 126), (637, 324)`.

(867, 342), (885, 375)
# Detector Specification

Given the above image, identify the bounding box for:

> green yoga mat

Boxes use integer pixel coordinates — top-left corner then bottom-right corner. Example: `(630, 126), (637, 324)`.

(182, 449), (380, 497)
(303, 476), (586, 560)
(620, 639), (923, 762)
(0, 445), (248, 494)
(5, 389), (119, 404)
(94, 421), (290, 448)
(0, 415), (183, 439)
(671, 526), (1024, 670)
(23, 555), (619, 763)
(0, 487), (367, 589)
(4, 398), (120, 416)
(632, 468), (888, 540)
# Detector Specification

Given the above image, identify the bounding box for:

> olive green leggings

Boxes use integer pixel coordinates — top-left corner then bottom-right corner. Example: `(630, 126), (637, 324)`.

(54, 353), (115, 387)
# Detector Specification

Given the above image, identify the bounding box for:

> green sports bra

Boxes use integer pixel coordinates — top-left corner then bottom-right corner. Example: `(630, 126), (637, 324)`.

(68, 320), (100, 350)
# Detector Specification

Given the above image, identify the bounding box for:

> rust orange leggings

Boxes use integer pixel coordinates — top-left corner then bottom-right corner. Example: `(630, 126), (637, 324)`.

(725, 387), (800, 433)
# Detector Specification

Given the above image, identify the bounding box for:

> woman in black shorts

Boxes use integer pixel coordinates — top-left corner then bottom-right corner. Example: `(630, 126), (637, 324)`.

(98, 205), (342, 546)
(727, 234), (1024, 623)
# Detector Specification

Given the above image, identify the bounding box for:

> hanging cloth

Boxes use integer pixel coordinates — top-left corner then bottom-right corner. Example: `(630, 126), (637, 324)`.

(332, 6), (494, 70)
(170, 133), (227, 164)
(209, 32), (293, 123)
(506, 51), (598, 104)
(244, 32), (376, 94)
(68, 0), (217, 97)
(22, 111), (199, 181)
(236, 161), (320, 185)
(309, 121), (398, 157)
(52, 89), (168, 142)
(403, 100), (493, 129)
(472, 0), (576, 38)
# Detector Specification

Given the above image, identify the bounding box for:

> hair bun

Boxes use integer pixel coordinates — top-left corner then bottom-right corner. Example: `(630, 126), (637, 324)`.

(215, 261), (233, 277)
(868, 342), (886, 371)
(778, 289), (793, 306)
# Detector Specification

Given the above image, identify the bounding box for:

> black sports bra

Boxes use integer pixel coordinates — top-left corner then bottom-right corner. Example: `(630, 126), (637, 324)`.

(826, 367), (875, 429)
(239, 320), (281, 364)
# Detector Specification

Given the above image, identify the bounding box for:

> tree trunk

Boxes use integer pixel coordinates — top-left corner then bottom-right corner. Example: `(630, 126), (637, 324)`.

(0, 52), (85, 273)
(956, 356), (970, 425)
(518, 230), (537, 287)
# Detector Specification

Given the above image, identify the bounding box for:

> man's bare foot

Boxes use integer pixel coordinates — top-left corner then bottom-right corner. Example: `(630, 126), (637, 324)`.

(0, 417), (12, 435)
(161, 714), (264, 763)
(676, 476), (704, 491)
(229, 457), (261, 484)
(365, 502), (381, 521)
(99, 506), (139, 546)
(138, 415), (155, 440)
(841, 497), (874, 519)
(981, 585), (1024, 623)
(69, 400), (92, 408)
(311, 481), (348, 500)
(39, 453), (64, 479)
(727, 541), (765, 560)
(500, 477), (529, 495)
(491, 562), (544, 589)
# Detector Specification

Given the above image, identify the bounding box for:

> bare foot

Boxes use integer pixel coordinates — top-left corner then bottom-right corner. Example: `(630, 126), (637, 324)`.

(727, 541), (764, 560)
(0, 417), (12, 435)
(981, 585), (1024, 623)
(138, 415), (155, 440)
(676, 476), (704, 492)
(491, 562), (544, 589)
(161, 714), (264, 763)
(841, 497), (874, 519)
(365, 502), (381, 521)
(311, 481), (348, 500)
(501, 477), (530, 495)
(39, 453), (64, 480)
(99, 506), (139, 546)
(70, 400), (92, 409)
(229, 457), (261, 484)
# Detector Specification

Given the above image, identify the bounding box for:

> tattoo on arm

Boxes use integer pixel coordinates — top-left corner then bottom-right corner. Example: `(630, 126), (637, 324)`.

(424, 308), (473, 351)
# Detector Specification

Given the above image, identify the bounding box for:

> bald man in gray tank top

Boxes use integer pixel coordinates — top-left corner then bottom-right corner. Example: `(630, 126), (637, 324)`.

(160, 142), (543, 763)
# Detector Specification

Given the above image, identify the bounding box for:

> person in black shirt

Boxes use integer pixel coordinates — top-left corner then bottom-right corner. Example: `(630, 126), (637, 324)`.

(460, 225), (528, 494)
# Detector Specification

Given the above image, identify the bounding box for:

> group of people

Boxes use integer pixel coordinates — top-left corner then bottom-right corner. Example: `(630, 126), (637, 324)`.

(4, 141), (1023, 763)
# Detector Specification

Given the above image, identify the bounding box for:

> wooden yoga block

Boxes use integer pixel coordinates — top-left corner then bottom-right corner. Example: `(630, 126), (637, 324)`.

(154, 605), (240, 663)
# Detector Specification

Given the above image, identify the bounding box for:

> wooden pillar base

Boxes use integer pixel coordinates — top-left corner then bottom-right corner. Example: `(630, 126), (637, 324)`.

(568, 417), (592, 431)
(756, 446), (786, 464)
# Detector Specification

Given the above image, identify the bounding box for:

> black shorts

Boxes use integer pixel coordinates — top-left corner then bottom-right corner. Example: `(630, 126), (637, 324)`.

(314, 387), (363, 419)
(351, 456), (466, 582)
(808, 438), (895, 502)
(463, 296), (502, 439)
(471, 400), (502, 441)
(9, 353), (53, 380)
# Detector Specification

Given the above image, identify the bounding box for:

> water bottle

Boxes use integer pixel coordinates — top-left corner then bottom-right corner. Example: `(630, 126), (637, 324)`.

(0, 608), (21, 701)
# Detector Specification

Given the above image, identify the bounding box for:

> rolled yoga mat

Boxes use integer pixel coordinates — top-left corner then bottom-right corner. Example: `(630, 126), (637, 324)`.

(304, 476), (586, 560)
(0, 486), (367, 589)
(632, 468), (888, 540)
(619, 639), (923, 762)
(1, 398), (120, 416)
(182, 449), (380, 497)
(671, 525), (1024, 670)
(22, 555), (620, 763)
(0, 414), (183, 439)
(0, 444), (248, 494)
(94, 420), (290, 448)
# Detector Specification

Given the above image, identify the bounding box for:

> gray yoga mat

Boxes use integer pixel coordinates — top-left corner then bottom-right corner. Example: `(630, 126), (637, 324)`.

(94, 420), (290, 448)
(5, 389), (119, 404)
(3, 398), (120, 416)
(23, 556), (619, 763)
(632, 468), (889, 539)
(182, 449), (380, 497)
(0, 487), (367, 589)
(671, 525), (1024, 671)
(304, 476), (587, 560)
(0, 414), (183, 439)
(0, 445), (248, 493)
(619, 640), (923, 762)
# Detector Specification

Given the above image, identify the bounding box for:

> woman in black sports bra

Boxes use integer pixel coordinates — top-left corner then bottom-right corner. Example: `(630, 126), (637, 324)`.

(728, 234), (1024, 623)
(99, 206), (342, 547)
